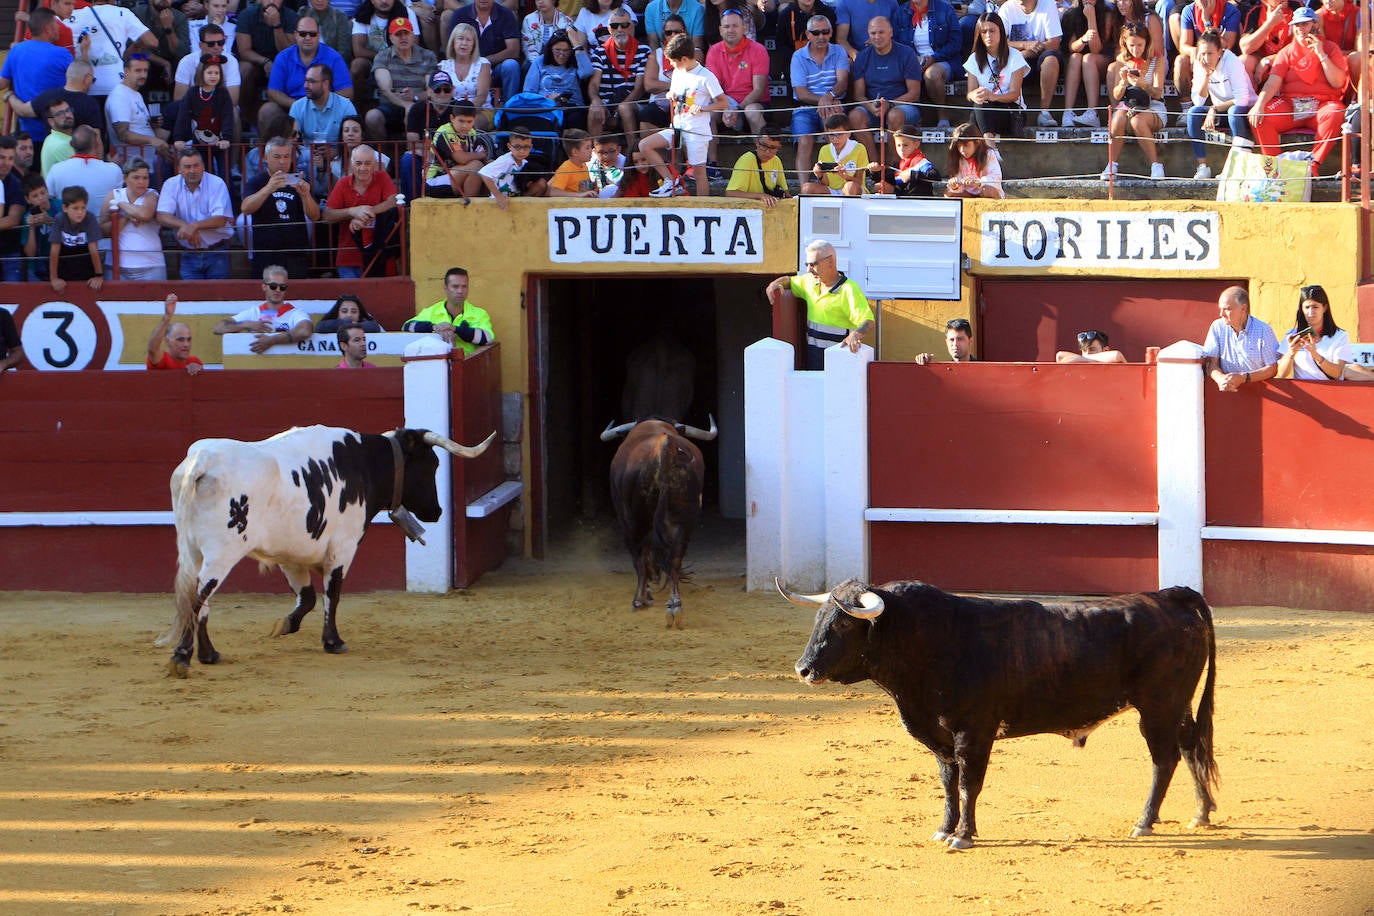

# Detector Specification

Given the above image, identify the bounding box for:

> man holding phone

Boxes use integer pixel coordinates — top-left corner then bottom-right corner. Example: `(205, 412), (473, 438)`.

(240, 134), (319, 278)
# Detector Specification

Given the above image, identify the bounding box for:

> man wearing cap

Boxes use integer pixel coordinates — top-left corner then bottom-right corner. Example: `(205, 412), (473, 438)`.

(766, 238), (874, 370)
(259, 14), (353, 136)
(367, 17), (438, 140)
(351, 0), (419, 94)
(406, 70), (457, 144)
(1249, 5), (1349, 173)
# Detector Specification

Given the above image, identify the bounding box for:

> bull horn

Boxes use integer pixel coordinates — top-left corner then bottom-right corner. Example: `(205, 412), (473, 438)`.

(423, 430), (496, 458)
(600, 420), (637, 442)
(677, 414), (718, 441)
(838, 590), (886, 620)
(775, 577), (829, 607)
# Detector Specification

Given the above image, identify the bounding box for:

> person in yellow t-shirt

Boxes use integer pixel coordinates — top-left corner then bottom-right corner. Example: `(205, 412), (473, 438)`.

(548, 128), (599, 197)
(766, 238), (875, 370)
(801, 112), (868, 196)
(725, 125), (792, 207)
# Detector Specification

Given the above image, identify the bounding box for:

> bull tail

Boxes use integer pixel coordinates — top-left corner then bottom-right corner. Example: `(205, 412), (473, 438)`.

(1189, 590), (1220, 795)
(158, 462), (207, 648)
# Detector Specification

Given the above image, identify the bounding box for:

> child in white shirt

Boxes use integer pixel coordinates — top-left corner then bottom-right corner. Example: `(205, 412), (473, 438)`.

(638, 34), (728, 197)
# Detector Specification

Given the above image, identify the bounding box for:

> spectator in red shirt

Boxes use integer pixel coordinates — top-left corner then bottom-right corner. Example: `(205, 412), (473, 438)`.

(1249, 6), (1349, 172)
(146, 294), (204, 375)
(704, 8), (769, 179)
(323, 143), (399, 279)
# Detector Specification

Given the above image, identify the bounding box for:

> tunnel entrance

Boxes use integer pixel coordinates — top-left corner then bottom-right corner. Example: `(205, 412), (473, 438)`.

(528, 273), (773, 569)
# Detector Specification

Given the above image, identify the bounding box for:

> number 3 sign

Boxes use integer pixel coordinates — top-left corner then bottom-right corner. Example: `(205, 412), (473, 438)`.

(20, 303), (98, 371)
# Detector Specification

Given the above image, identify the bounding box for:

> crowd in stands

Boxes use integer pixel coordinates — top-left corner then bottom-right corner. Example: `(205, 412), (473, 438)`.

(0, 0), (1368, 281)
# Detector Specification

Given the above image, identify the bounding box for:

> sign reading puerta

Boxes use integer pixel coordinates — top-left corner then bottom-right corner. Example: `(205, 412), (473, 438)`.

(979, 210), (1221, 270)
(548, 208), (764, 263)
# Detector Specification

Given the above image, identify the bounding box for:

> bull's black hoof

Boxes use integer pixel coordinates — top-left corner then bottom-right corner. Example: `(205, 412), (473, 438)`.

(323, 641), (349, 654)
(168, 658), (191, 679)
(197, 650), (222, 665)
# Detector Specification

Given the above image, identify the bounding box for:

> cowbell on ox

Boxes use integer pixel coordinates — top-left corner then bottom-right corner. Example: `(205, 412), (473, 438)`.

(779, 577), (1219, 849)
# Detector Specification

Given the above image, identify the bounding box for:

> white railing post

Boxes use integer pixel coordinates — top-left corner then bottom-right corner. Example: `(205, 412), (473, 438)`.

(1156, 341), (1206, 591)
(403, 337), (454, 593)
(745, 338), (793, 591)
(823, 344), (873, 586)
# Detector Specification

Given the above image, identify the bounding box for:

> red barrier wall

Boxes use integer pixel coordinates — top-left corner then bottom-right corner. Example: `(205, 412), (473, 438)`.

(449, 344), (507, 588)
(866, 362), (1159, 593)
(3, 369), (407, 593)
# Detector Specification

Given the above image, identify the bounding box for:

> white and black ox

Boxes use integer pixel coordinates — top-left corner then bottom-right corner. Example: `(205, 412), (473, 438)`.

(779, 577), (1219, 849)
(600, 417), (717, 628)
(160, 424), (494, 677)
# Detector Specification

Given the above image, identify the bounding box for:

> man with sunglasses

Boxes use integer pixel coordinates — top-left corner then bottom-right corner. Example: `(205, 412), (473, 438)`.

(790, 14), (849, 175)
(1056, 329), (1127, 363)
(215, 265), (316, 355)
(174, 24), (242, 105)
(262, 17), (354, 137)
(66, 0), (158, 98)
(589, 12), (651, 140)
(645, 0), (707, 55)
(914, 317), (976, 363)
(767, 238), (875, 370)
(637, 14), (687, 139)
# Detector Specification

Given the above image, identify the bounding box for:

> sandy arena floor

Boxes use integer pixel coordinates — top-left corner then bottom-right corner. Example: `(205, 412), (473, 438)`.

(1, 549), (1372, 915)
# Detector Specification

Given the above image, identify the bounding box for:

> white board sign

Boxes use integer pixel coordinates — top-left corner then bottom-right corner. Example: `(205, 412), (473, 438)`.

(979, 211), (1221, 270)
(548, 208), (764, 264)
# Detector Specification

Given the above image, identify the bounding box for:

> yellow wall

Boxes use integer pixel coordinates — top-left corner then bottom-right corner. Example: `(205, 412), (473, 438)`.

(409, 196), (1367, 551)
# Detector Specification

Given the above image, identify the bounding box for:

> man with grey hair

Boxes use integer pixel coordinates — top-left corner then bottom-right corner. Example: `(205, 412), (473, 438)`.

(322, 142), (398, 278)
(766, 238), (875, 369)
(240, 135), (318, 277)
(156, 146), (234, 280)
(214, 265), (315, 354)
(30, 60), (105, 139)
(1200, 286), (1280, 392)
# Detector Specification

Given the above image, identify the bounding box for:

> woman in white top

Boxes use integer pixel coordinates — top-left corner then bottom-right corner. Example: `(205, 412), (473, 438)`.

(964, 12), (1031, 141)
(523, 0), (579, 63)
(99, 158), (165, 282)
(1278, 284), (1354, 380)
(1185, 28), (1257, 178)
(1102, 22), (1168, 180)
(440, 22), (494, 121)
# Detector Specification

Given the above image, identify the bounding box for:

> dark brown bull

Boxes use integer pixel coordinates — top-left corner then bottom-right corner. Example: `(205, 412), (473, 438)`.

(602, 417), (716, 628)
(780, 577), (1219, 849)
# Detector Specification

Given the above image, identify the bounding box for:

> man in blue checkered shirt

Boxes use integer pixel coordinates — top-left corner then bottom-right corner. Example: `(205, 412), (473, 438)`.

(1200, 286), (1280, 392)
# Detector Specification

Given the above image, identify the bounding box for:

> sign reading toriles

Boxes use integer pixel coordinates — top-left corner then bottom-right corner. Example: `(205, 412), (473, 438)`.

(980, 211), (1220, 270)
(549, 209), (764, 263)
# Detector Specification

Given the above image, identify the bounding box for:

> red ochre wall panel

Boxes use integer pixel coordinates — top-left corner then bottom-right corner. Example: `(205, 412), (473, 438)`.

(1204, 380), (1374, 530)
(1203, 541), (1374, 613)
(978, 278), (1236, 363)
(867, 362), (1157, 512)
(870, 523), (1159, 595)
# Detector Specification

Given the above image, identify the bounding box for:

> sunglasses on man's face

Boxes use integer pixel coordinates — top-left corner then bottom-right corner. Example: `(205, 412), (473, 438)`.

(296, 29), (319, 36)
(609, 21), (632, 29)
(266, 282), (288, 291)
(432, 85), (454, 93)
(203, 38), (225, 46)
(809, 28), (831, 35)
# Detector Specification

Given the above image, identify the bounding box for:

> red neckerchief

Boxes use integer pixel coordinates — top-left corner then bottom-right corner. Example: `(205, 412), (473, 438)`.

(718, 37), (752, 71)
(603, 34), (640, 79)
(1129, 55), (1147, 71)
(909, 0), (929, 29)
(71, 154), (103, 162)
(1193, 0), (1223, 35)
(260, 302), (294, 317)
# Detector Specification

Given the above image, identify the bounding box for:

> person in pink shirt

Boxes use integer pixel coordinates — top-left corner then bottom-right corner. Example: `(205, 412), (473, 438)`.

(704, 8), (769, 179)
(336, 322), (376, 368)
(1248, 6), (1349, 172)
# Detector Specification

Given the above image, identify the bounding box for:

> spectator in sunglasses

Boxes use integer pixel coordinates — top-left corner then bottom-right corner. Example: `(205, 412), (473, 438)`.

(214, 265), (316, 354)
(1056, 329), (1127, 363)
(174, 24), (243, 106)
(635, 13), (687, 147)
(914, 318), (977, 363)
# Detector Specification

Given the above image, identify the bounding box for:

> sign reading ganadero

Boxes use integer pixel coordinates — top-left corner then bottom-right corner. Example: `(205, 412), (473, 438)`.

(980, 211), (1220, 270)
(549, 209), (764, 263)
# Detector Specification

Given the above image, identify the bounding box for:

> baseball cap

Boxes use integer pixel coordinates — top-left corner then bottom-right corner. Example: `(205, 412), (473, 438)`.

(388, 17), (414, 35)
(429, 70), (453, 89)
(1291, 6), (1317, 24)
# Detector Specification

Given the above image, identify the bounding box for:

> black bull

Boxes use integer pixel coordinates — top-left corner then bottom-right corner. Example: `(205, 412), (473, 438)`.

(780, 578), (1219, 849)
(603, 419), (714, 628)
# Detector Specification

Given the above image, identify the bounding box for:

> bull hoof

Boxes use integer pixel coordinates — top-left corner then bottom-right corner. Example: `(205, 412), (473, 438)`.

(1188, 816), (1212, 829)
(168, 659), (191, 679)
(197, 650), (221, 665)
(665, 609), (683, 629)
(632, 597), (652, 610)
(323, 640), (349, 655)
(931, 830), (950, 843)
(1131, 824), (1155, 838)
(270, 617), (299, 638)
(945, 835), (973, 850)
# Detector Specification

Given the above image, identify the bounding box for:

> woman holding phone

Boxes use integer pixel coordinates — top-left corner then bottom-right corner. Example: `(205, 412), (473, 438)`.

(1277, 284), (1353, 380)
